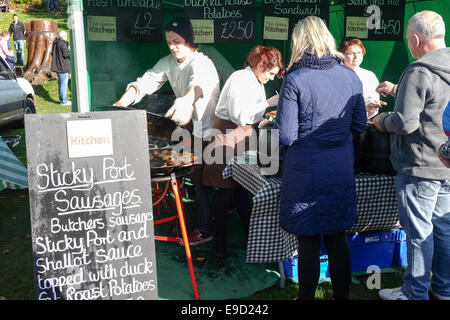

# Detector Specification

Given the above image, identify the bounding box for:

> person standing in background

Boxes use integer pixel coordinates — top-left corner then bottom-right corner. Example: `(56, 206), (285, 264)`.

(8, 14), (26, 66)
(46, 0), (59, 13)
(0, 31), (15, 69)
(275, 16), (367, 300)
(373, 11), (450, 300)
(51, 30), (71, 106)
(338, 37), (386, 119)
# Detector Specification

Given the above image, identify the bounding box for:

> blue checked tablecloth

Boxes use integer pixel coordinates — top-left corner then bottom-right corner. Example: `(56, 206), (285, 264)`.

(223, 156), (400, 263)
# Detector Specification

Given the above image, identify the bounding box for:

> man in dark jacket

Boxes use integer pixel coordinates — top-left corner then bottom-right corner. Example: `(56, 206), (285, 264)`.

(8, 14), (26, 65)
(374, 11), (450, 301)
(51, 31), (71, 106)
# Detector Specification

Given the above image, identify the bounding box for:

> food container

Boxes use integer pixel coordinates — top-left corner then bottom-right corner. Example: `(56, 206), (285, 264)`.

(359, 123), (396, 175)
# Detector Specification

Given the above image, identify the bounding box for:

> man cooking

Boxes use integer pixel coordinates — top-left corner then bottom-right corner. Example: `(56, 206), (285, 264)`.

(113, 16), (221, 245)
(114, 16), (220, 139)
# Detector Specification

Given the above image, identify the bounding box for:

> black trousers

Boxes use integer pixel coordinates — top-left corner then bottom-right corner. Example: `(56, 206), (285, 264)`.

(297, 232), (351, 300)
(213, 187), (251, 254)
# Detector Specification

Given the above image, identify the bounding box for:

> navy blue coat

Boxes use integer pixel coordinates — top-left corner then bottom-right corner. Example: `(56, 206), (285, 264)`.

(275, 58), (367, 236)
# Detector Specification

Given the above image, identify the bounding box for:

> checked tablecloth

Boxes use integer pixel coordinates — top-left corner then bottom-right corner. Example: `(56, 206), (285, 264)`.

(223, 156), (400, 263)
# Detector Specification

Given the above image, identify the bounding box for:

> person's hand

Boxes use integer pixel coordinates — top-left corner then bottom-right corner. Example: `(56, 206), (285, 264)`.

(366, 99), (387, 117)
(372, 113), (385, 131)
(438, 144), (450, 168)
(376, 81), (396, 97)
(165, 99), (194, 126)
(266, 94), (279, 107)
(113, 87), (136, 107)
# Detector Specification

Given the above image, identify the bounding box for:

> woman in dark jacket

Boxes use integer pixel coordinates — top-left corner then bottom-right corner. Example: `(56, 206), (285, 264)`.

(274, 16), (367, 300)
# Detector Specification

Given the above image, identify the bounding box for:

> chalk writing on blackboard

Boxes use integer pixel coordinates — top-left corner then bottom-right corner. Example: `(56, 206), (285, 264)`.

(262, 0), (329, 40)
(345, 0), (405, 41)
(32, 157), (156, 300)
(133, 12), (156, 36)
(86, 0), (161, 9)
(83, 0), (163, 42)
(185, 0), (256, 43)
(26, 112), (158, 300)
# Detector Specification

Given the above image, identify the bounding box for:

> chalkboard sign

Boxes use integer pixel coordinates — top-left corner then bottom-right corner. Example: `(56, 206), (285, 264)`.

(345, 0), (405, 41)
(25, 111), (158, 300)
(185, 0), (256, 43)
(263, 0), (329, 40)
(83, 0), (163, 42)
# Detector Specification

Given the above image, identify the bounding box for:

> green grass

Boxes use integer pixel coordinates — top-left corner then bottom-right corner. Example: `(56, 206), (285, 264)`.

(0, 10), (69, 36)
(1, 9), (72, 111)
(33, 78), (72, 113)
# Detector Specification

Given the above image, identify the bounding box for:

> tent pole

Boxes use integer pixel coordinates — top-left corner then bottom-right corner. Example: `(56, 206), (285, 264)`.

(69, 0), (90, 113)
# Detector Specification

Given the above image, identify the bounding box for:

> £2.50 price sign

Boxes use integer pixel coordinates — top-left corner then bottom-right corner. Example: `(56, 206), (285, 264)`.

(185, 0), (256, 43)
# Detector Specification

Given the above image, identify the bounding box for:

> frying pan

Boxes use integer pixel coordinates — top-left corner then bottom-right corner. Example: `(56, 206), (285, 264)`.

(118, 105), (184, 140)
(111, 106), (196, 174)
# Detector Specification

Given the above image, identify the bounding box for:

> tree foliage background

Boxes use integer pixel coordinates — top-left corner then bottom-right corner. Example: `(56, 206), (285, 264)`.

(8, 0), (68, 10)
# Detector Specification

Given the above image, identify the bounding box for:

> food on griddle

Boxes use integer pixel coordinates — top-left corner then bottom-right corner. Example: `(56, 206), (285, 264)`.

(150, 155), (164, 167)
(150, 149), (197, 167)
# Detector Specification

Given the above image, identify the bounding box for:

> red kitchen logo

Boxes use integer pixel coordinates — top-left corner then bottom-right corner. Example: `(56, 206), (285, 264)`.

(70, 135), (111, 146)
(67, 119), (113, 158)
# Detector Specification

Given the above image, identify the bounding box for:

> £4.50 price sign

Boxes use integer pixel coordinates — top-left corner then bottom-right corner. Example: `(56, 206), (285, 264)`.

(345, 0), (405, 41)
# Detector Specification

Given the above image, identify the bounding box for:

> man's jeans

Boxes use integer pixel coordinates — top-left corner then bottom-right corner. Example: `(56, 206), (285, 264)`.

(46, 0), (59, 12)
(57, 72), (69, 104)
(395, 174), (450, 300)
(14, 40), (25, 65)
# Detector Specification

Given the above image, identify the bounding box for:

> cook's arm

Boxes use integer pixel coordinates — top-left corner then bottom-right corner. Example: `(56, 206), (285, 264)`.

(165, 85), (202, 125)
(114, 58), (168, 107)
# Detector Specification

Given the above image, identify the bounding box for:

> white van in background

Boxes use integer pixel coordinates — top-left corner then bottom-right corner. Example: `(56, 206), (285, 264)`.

(0, 55), (35, 127)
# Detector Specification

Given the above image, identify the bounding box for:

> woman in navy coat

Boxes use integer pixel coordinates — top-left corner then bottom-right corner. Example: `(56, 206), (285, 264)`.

(274, 16), (367, 300)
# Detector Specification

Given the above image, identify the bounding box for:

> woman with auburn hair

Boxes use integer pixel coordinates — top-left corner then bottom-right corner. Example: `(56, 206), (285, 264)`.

(275, 16), (367, 300)
(338, 37), (386, 118)
(202, 45), (285, 258)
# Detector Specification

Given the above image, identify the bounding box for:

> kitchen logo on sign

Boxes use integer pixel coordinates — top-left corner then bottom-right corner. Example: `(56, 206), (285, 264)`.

(67, 119), (113, 158)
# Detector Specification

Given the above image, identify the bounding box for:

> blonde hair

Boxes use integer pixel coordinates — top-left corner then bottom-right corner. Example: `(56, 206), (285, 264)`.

(289, 16), (343, 68)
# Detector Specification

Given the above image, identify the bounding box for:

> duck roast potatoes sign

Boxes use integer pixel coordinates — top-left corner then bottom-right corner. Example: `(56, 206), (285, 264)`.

(25, 110), (158, 300)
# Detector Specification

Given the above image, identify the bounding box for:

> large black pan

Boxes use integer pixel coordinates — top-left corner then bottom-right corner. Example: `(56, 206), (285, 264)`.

(118, 106), (196, 174)
(118, 106), (185, 140)
(99, 105), (195, 175)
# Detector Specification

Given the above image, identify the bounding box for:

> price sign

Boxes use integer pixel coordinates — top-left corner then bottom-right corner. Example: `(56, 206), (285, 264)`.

(83, 0), (163, 42)
(345, 0), (405, 41)
(185, 0), (256, 43)
(263, 0), (329, 40)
